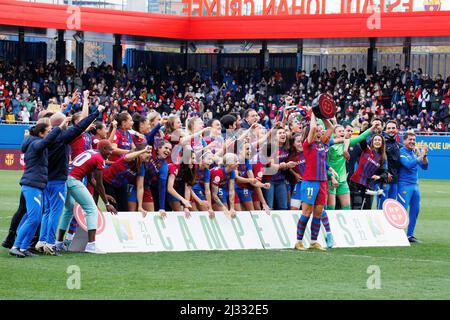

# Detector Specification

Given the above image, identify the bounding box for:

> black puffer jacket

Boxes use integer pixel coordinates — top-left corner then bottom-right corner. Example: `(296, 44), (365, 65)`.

(20, 127), (62, 190)
(383, 133), (401, 184)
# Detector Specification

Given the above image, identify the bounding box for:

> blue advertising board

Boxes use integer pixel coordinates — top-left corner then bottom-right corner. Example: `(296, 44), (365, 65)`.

(0, 124), (31, 150)
(414, 135), (450, 180)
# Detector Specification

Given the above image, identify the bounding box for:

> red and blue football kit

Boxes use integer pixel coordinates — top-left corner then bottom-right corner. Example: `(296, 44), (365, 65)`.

(192, 165), (211, 201)
(210, 166), (235, 205)
(236, 159), (253, 202)
(69, 150), (105, 181)
(110, 129), (133, 162)
(204, 135), (224, 155)
(288, 150), (306, 204)
(69, 133), (92, 160)
(132, 132), (147, 146)
(349, 140), (388, 210)
(289, 151), (306, 178)
(191, 136), (207, 155)
(167, 163), (185, 203)
(271, 147), (290, 182)
(103, 156), (145, 188)
(301, 138), (330, 205)
(251, 161), (265, 202)
(351, 147), (382, 188)
(91, 136), (101, 150)
(144, 152), (169, 209)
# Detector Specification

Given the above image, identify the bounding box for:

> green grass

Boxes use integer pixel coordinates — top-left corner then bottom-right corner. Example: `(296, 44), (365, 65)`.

(0, 170), (449, 300)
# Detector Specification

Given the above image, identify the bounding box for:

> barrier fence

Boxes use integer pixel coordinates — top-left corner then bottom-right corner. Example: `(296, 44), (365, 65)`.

(124, 49), (450, 79)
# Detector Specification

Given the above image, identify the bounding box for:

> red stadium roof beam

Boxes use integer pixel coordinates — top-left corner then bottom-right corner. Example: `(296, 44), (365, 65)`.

(0, 0), (450, 40)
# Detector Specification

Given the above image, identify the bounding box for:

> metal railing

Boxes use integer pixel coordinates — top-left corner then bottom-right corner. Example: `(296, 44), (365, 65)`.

(302, 52), (450, 78)
(1, 120), (449, 136)
(0, 120), (36, 125)
(18, 0), (183, 14)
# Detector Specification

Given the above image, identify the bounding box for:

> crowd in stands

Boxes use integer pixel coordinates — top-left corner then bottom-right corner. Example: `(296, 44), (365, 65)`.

(1, 60), (450, 133)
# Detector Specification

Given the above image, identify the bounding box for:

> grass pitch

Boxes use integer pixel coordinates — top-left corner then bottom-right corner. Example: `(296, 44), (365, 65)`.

(0, 170), (449, 300)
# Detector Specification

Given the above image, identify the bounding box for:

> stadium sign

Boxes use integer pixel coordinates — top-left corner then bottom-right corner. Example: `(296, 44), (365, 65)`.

(181, 0), (442, 17)
(69, 210), (409, 253)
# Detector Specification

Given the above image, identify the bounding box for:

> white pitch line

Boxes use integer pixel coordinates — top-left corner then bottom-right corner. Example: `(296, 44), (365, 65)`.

(334, 253), (450, 265)
(279, 249), (450, 265)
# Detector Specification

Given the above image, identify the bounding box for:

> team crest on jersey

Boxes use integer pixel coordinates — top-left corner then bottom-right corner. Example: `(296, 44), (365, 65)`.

(308, 196), (312, 200)
(5, 154), (14, 166)
(214, 176), (221, 184)
(403, 191), (407, 195)
(257, 171), (263, 178)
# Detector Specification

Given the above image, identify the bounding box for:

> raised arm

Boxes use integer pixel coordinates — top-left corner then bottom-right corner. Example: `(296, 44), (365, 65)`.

(307, 113), (318, 144)
(349, 126), (373, 147)
(145, 122), (162, 146)
(81, 90), (90, 119)
(322, 117), (335, 139)
(418, 146), (429, 170)
(108, 120), (117, 143)
(235, 170), (258, 186)
(124, 146), (151, 162)
(33, 122), (66, 152)
(62, 106), (104, 144)
(179, 127), (211, 146)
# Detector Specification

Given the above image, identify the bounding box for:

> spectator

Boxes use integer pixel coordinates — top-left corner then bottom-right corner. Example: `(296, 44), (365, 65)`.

(430, 87), (442, 112)
(0, 59), (448, 135)
(240, 108), (258, 129)
(19, 106), (31, 123)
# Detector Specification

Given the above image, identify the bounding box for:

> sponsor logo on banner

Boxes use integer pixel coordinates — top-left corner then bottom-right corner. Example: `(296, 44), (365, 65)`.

(73, 204), (106, 235)
(424, 0), (441, 11)
(0, 149), (24, 170)
(112, 218), (134, 243)
(5, 154), (14, 166)
(383, 199), (409, 229)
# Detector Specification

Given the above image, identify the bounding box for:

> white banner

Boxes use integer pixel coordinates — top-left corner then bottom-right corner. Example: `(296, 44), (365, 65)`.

(329, 210), (410, 248)
(71, 211), (263, 253)
(70, 209), (409, 253)
(249, 211), (327, 249)
(250, 210), (410, 249)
